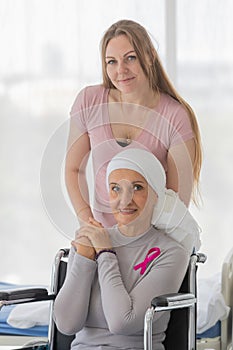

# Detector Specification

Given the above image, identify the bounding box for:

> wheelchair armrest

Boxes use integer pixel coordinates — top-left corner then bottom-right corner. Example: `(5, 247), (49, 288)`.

(144, 293), (196, 350)
(0, 288), (49, 301)
(0, 288), (55, 308)
(151, 292), (196, 312)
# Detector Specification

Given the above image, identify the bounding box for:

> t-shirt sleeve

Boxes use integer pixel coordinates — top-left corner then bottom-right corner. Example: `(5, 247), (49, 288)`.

(69, 85), (106, 135)
(168, 105), (194, 147)
(69, 87), (88, 134)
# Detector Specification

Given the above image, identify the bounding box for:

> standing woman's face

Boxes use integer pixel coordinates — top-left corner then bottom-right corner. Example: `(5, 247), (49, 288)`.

(108, 169), (158, 230)
(105, 35), (149, 94)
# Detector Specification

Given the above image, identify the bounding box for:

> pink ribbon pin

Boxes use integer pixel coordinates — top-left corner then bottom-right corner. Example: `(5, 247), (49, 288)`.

(133, 247), (161, 275)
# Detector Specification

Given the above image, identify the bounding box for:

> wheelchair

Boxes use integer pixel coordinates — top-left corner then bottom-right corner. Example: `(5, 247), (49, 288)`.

(0, 248), (207, 350)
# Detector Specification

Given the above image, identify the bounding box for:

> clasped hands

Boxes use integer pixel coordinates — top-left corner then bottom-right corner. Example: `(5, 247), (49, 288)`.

(72, 217), (112, 260)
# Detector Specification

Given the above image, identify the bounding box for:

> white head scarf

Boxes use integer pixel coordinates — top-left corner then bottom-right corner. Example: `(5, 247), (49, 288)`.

(106, 148), (201, 254)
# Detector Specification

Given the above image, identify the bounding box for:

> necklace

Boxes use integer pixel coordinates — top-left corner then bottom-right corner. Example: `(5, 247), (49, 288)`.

(111, 89), (159, 146)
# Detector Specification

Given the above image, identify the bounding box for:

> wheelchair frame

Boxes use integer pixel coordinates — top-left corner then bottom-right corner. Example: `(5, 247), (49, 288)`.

(0, 249), (207, 350)
(144, 252), (206, 350)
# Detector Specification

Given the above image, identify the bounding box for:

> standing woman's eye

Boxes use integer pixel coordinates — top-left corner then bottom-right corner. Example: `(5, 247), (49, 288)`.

(106, 59), (116, 65)
(126, 55), (137, 62)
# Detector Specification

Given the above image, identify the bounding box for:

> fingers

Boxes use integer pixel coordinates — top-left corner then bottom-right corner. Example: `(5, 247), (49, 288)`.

(72, 236), (92, 246)
(75, 218), (103, 239)
(88, 217), (104, 228)
(75, 224), (112, 251)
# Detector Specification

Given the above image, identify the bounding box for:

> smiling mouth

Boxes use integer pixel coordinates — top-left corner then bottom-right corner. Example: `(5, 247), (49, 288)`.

(118, 77), (135, 83)
(119, 208), (137, 215)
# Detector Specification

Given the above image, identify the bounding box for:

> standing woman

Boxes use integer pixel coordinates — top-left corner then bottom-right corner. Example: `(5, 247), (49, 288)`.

(65, 19), (202, 227)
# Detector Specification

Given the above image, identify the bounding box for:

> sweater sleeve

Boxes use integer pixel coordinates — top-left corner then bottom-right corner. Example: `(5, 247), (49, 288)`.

(97, 247), (189, 335)
(53, 247), (97, 335)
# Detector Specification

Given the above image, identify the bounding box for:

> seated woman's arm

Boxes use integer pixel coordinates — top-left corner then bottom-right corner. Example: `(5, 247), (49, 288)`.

(53, 246), (96, 335)
(97, 244), (189, 335)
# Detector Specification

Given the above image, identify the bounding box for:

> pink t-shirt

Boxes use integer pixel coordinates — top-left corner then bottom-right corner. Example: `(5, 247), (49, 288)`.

(70, 84), (193, 227)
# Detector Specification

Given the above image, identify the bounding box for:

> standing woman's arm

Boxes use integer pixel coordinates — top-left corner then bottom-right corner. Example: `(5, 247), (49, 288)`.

(166, 138), (196, 206)
(65, 116), (93, 225)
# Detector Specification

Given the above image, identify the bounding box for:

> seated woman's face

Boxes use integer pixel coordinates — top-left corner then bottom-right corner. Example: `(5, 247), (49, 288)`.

(108, 169), (158, 227)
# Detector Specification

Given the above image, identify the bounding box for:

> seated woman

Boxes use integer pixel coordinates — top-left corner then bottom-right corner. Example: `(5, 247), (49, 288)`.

(53, 148), (199, 350)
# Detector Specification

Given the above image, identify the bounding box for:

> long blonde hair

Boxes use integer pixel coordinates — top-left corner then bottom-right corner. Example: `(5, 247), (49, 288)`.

(100, 19), (202, 202)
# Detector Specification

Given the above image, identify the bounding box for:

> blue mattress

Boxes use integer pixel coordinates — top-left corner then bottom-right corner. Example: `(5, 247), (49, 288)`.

(0, 282), (48, 337)
(197, 321), (221, 339)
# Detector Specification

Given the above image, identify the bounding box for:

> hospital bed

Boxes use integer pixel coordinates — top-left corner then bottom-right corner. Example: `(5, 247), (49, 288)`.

(0, 247), (231, 349)
(0, 282), (49, 349)
(196, 247), (233, 350)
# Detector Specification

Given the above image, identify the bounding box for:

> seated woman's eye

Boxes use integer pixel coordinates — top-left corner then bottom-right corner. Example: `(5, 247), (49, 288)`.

(110, 185), (121, 193)
(133, 184), (143, 191)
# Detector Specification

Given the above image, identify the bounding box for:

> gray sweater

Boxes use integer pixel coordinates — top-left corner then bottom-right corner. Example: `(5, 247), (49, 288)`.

(54, 225), (189, 349)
